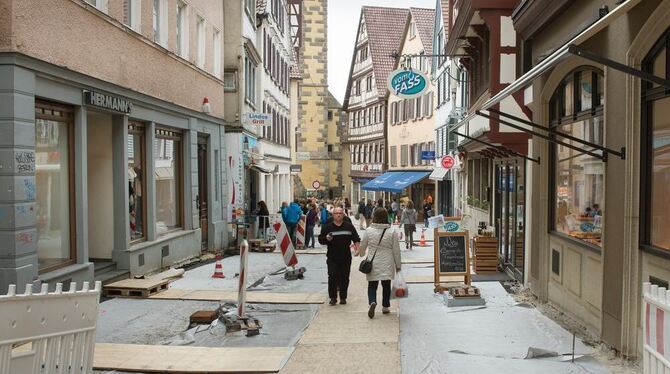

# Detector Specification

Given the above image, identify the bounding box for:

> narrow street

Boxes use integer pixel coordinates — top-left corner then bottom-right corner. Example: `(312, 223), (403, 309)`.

(91, 221), (634, 373)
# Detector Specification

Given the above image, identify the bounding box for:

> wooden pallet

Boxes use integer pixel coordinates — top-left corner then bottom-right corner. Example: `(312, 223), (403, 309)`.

(103, 278), (170, 298)
(474, 236), (499, 273)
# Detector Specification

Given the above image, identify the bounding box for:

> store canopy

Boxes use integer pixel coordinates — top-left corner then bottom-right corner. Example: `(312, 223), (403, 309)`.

(363, 171), (431, 193)
(481, 0), (646, 111)
(429, 168), (449, 181)
(361, 171), (406, 192)
(250, 164), (274, 174)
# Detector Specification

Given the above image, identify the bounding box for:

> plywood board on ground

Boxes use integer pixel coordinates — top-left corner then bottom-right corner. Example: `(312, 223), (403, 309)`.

(280, 342), (400, 374)
(294, 249), (327, 255)
(299, 311), (399, 344)
(405, 275), (465, 284)
(93, 343), (292, 373)
(105, 278), (169, 289)
(149, 289), (325, 304)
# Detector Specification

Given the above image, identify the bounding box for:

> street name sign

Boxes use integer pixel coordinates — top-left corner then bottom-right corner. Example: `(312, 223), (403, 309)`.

(421, 150), (436, 160)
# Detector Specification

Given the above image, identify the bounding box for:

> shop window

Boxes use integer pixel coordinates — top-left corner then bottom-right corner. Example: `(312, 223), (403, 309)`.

(641, 31), (670, 253)
(154, 128), (182, 235)
(128, 123), (146, 242)
(550, 67), (604, 248)
(35, 101), (75, 273)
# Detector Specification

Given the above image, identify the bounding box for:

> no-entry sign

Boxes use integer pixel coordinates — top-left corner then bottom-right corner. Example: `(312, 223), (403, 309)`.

(312, 180), (321, 189)
(441, 155), (455, 169)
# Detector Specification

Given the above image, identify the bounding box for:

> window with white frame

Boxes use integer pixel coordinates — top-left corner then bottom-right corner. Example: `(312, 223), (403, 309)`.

(176, 1), (188, 58)
(401, 144), (408, 166)
(153, 0), (167, 47)
(409, 22), (416, 38)
(123, 0), (141, 32)
(86, 0), (108, 13)
(245, 56), (257, 105)
(245, 0), (256, 20)
(213, 29), (222, 78)
(196, 16), (206, 68)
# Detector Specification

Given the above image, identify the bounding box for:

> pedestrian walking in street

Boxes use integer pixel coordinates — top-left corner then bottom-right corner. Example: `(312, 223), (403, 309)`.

(318, 207), (361, 306)
(400, 201), (418, 249)
(344, 197), (351, 216)
(391, 198), (399, 222)
(282, 200), (302, 245)
(359, 207), (401, 318)
(305, 203), (318, 248)
(255, 201), (270, 241)
(357, 199), (367, 228)
(365, 200), (374, 228)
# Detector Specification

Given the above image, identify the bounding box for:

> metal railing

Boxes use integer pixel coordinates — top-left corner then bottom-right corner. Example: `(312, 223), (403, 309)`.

(643, 282), (670, 373)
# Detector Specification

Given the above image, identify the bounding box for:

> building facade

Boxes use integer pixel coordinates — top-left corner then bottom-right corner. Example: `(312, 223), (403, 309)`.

(0, 0), (228, 292)
(223, 0), (293, 221)
(293, 0), (345, 200)
(343, 6), (409, 205)
(386, 8), (436, 220)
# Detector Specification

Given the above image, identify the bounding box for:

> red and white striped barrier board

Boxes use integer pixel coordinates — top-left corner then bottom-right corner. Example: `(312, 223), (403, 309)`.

(273, 221), (298, 267)
(643, 282), (670, 373)
(296, 215), (306, 247)
(238, 239), (249, 318)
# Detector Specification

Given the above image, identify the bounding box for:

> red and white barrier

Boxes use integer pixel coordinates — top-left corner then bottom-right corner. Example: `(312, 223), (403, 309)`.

(296, 215), (306, 248)
(273, 221), (298, 267)
(643, 282), (670, 373)
(238, 239), (249, 318)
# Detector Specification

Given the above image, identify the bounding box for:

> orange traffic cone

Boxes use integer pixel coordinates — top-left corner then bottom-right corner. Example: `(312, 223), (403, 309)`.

(211, 256), (225, 278)
(419, 229), (426, 247)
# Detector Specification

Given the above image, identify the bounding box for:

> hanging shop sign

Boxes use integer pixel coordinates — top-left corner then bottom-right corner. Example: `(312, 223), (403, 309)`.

(387, 68), (429, 99)
(290, 164), (302, 172)
(441, 155), (456, 169)
(242, 112), (272, 127)
(83, 90), (133, 114)
(421, 150), (436, 160)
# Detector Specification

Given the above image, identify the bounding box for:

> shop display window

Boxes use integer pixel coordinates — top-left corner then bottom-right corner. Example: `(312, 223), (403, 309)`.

(35, 102), (75, 272)
(642, 31), (670, 253)
(549, 68), (604, 248)
(154, 128), (182, 235)
(128, 123), (146, 242)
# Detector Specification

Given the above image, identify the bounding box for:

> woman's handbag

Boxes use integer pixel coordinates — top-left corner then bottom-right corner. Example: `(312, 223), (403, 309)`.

(359, 228), (387, 274)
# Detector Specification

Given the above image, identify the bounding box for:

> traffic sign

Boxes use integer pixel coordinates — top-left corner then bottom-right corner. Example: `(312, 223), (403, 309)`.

(312, 180), (321, 189)
(441, 155), (455, 169)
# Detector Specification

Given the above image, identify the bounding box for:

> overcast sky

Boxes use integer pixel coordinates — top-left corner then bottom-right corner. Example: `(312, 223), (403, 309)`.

(327, 0), (436, 104)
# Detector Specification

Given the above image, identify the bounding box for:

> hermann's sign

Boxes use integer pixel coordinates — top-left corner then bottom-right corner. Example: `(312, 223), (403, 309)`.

(83, 90), (133, 114)
(387, 68), (429, 99)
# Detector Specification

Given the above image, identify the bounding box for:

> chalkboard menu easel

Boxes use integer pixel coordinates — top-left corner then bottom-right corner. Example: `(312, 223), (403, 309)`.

(434, 229), (471, 286)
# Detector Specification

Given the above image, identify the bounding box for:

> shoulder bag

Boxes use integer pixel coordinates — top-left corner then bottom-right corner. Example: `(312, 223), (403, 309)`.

(359, 228), (387, 274)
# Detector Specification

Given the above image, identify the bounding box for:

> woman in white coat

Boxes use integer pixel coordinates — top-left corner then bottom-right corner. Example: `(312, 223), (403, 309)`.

(359, 207), (401, 318)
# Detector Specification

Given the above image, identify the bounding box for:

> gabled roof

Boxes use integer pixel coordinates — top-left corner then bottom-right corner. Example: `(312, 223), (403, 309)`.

(343, 6), (410, 108)
(327, 91), (342, 109)
(409, 8), (435, 55)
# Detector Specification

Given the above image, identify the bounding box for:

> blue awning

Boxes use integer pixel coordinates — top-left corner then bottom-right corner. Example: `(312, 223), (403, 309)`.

(361, 172), (405, 192)
(362, 171), (431, 193)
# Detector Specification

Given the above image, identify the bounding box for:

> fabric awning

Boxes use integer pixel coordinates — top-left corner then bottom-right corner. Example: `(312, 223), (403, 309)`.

(481, 0), (643, 111)
(361, 171), (406, 192)
(363, 171), (431, 193)
(429, 168), (449, 181)
(250, 164), (274, 174)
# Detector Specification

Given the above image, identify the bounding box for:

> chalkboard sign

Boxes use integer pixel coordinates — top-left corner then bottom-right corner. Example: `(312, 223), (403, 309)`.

(434, 229), (470, 285)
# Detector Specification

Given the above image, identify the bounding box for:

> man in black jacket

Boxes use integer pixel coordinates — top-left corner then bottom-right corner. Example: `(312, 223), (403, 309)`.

(318, 207), (361, 305)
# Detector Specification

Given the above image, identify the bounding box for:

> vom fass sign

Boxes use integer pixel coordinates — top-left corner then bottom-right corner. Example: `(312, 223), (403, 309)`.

(387, 68), (429, 99)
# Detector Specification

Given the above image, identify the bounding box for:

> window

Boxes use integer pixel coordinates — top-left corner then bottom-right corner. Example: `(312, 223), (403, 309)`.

(196, 16), (206, 68)
(155, 128), (182, 234)
(245, 0), (256, 20)
(123, 0), (140, 31)
(390, 145), (397, 167)
(152, 0), (166, 46)
(360, 46), (368, 61)
(223, 70), (237, 91)
(366, 75), (373, 92)
(550, 68), (604, 248)
(245, 57), (257, 105)
(213, 29), (222, 77)
(128, 123), (146, 242)
(409, 22), (416, 39)
(328, 111), (333, 120)
(86, 0), (108, 13)
(642, 31), (670, 252)
(176, 1), (188, 58)
(35, 101), (75, 273)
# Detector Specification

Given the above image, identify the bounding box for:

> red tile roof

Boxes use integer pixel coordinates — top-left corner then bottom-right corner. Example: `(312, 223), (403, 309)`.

(361, 6), (410, 98)
(409, 8), (435, 55)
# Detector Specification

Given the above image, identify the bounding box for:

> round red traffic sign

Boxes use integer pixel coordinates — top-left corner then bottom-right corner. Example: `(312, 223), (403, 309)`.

(312, 180), (321, 189)
(441, 155), (455, 169)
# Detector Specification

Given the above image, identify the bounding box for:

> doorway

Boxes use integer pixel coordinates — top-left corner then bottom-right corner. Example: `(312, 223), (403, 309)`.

(495, 159), (525, 280)
(197, 136), (208, 251)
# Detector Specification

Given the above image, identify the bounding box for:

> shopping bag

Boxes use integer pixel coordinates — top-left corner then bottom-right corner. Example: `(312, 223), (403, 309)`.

(391, 271), (408, 299)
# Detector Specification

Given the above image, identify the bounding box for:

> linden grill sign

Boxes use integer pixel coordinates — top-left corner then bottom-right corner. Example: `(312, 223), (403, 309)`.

(387, 68), (428, 99)
(83, 90), (133, 114)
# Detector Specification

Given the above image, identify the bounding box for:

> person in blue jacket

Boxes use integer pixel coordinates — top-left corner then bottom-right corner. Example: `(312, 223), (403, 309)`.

(282, 199), (302, 245)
